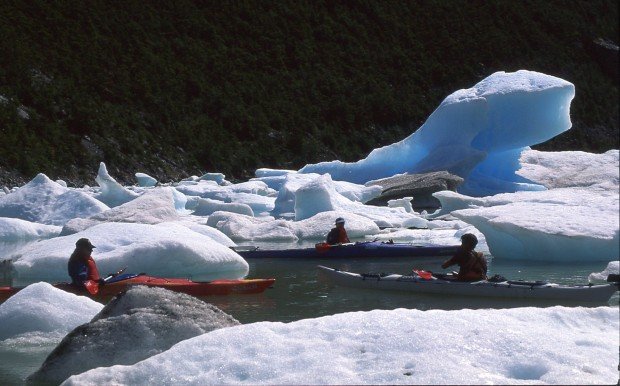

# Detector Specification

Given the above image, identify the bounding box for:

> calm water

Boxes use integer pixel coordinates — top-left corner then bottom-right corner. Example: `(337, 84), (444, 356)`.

(1, 239), (618, 384)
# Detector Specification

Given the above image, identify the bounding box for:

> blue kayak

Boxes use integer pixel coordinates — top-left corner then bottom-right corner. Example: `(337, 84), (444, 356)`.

(233, 241), (459, 259)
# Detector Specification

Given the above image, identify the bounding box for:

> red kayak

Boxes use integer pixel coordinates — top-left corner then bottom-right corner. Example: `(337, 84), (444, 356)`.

(0, 273), (275, 302)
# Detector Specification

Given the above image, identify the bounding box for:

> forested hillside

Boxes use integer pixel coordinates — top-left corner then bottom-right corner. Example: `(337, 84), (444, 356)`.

(0, 0), (617, 186)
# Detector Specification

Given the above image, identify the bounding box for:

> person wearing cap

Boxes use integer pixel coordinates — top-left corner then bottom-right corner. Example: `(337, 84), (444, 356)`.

(67, 238), (104, 288)
(441, 233), (487, 281)
(326, 217), (350, 245)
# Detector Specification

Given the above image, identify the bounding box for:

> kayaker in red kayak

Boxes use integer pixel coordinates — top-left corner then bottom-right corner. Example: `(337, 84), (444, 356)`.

(441, 233), (487, 281)
(67, 238), (104, 289)
(326, 217), (350, 245)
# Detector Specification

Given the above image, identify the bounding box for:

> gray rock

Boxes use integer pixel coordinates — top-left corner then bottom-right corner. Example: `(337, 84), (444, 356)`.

(27, 286), (240, 385)
(366, 171), (463, 209)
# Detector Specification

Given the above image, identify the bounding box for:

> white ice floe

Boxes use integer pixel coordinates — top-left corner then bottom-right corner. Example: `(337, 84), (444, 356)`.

(0, 174), (109, 226)
(192, 198), (254, 217)
(64, 306), (619, 385)
(0, 282), (102, 340)
(0, 217), (61, 241)
(300, 70), (575, 197)
(271, 173), (382, 217)
(10, 222), (249, 281)
(198, 172), (227, 185)
(438, 186), (618, 262)
(588, 261), (620, 282)
(135, 173), (157, 187)
(61, 187), (183, 235)
(206, 211), (380, 242)
(95, 163), (139, 207)
(518, 149), (619, 189)
(175, 180), (274, 199)
(294, 174), (427, 228)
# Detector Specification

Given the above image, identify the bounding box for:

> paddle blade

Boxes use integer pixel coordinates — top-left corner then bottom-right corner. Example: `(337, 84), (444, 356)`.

(413, 270), (433, 280)
(83, 280), (99, 295)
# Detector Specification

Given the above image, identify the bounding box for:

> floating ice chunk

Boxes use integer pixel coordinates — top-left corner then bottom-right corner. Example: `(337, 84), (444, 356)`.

(588, 261), (619, 282)
(135, 173), (157, 187)
(272, 173), (383, 217)
(518, 149), (619, 189)
(0, 174), (109, 226)
(95, 163), (139, 207)
(292, 211), (380, 240)
(29, 286), (239, 385)
(255, 168), (297, 178)
(175, 180), (275, 201)
(427, 191), (486, 218)
(174, 218), (236, 247)
(294, 174), (428, 228)
(61, 187), (182, 235)
(0, 282), (102, 340)
(226, 193), (275, 215)
(64, 306), (619, 385)
(387, 197), (414, 213)
(0, 217), (61, 241)
(193, 198), (254, 217)
(10, 222), (249, 282)
(198, 172), (227, 185)
(55, 180), (67, 187)
(300, 70), (575, 196)
(452, 198), (619, 262)
(207, 212), (298, 242)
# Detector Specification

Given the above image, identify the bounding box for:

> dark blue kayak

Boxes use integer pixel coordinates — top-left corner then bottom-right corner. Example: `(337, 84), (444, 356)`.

(233, 241), (459, 259)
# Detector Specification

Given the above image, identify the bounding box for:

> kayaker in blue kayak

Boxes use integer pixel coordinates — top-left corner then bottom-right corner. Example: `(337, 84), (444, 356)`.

(326, 217), (350, 245)
(441, 233), (487, 281)
(67, 238), (104, 288)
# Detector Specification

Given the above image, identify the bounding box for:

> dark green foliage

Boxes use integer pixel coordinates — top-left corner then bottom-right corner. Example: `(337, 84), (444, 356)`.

(0, 0), (617, 185)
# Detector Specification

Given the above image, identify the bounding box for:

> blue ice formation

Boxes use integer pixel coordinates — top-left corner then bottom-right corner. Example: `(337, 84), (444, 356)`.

(299, 70), (575, 196)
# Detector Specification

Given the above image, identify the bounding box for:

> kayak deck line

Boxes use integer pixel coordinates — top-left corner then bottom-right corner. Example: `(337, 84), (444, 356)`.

(233, 241), (460, 259)
(317, 265), (619, 303)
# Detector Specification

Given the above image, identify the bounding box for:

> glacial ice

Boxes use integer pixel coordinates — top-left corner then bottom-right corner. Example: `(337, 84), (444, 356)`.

(0, 217), (61, 242)
(61, 187), (182, 235)
(300, 70), (575, 197)
(294, 174), (427, 228)
(135, 173), (157, 187)
(95, 162), (140, 207)
(29, 286), (239, 385)
(0, 282), (102, 340)
(0, 173), (109, 226)
(10, 222), (249, 282)
(192, 198), (255, 217)
(63, 306), (619, 385)
(588, 261), (619, 282)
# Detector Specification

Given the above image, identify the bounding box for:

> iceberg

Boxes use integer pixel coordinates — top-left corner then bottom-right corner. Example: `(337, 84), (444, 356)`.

(61, 187), (183, 235)
(300, 70), (575, 196)
(0, 217), (61, 242)
(135, 173), (157, 187)
(95, 163), (140, 207)
(0, 282), (102, 340)
(294, 174), (427, 228)
(64, 306), (619, 385)
(29, 286), (240, 385)
(10, 222), (249, 282)
(588, 261), (619, 282)
(0, 174), (109, 226)
(193, 198), (254, 217)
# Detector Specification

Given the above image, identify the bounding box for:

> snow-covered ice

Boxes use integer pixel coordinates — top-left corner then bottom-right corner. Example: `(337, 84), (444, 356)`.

(192, 198), (254, 217)
(135, 173), (157, 187)
(61, 187), (182, 235)
(95, 162), (139, 207)
(0, 217), (61, 242)
(0, 282), (102, 340)
(29, 286), (239, 385)
(10, 222), (249, 281)
(0, 174), (109, 226)
(63, 306), (619, 385)
(300, 70), (575, 197)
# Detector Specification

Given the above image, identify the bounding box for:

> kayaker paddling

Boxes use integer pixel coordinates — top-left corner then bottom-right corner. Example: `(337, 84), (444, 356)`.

(326, 217), (350, 245)
(67, 238), (104, 290)
(441, 233), (487, 281)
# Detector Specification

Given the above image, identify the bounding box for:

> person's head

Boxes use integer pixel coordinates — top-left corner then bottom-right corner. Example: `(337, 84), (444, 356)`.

(460, 233), (478, 250)
(335, 217), (345, 228)
(75, 238), (96, 255)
